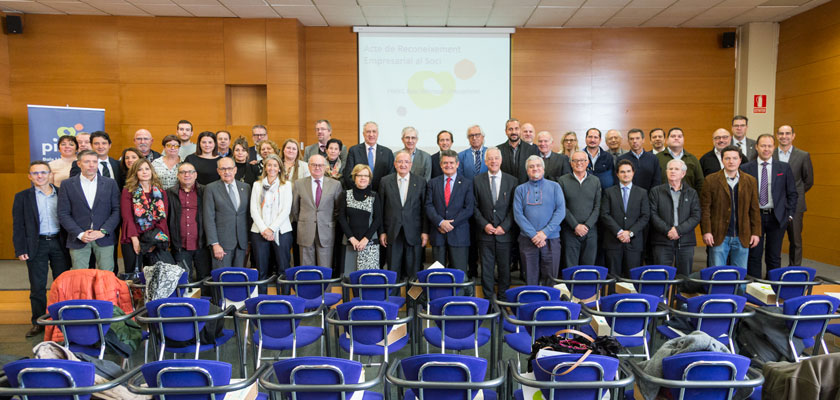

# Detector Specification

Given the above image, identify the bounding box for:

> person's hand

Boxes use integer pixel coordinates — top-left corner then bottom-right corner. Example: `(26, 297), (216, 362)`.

(249, 160), (259, 165)
(749, 235), (760, 248)
(261, 228), (274, 242)
(349, 237), (360, 250)
(379, 233), (388, 248)
(88, 230), (105, 241)
(535, 239), (547, 248)
(667, 227), (680, 241)
(17, 254), (28, 261)
(357, 237), (369, 251)
(212, 244), (226, 261)
(80, 230), (95, 243)
(617, 231), (631, 243)
(440, 220), (455, 233)
(702, 233), (715, 247)
(532, 231), (547, 245)
(421, 233), (429, 247)
(484, 224), (496, 235)
(495, 226), (506, 235)
(131, 237), (141, 254)
(574, 224), (589, 237)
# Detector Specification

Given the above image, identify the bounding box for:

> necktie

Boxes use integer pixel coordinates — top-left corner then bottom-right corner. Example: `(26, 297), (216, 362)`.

(367, 146), (374, 167)
(319, 144), (326, 154)
(227, 183), (239, 209)
(399, 177), (407, 206)
(490, 175), (498, 203)
(474, 150), (481, 175)
(444, 177), (452, 207)
(100, 161), (111, 178)
(315, 179), (322, 208)
(760, 162), (769, 206)
(622, 186), (629, 213)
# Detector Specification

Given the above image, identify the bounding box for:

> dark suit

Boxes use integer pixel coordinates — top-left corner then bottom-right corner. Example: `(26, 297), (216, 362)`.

(742, 159), (797, 278)
(57, 174), (121, 270)
(773, 146), (813, 266)
(431, 152), (443, 179)
(426, 173), (474, 281)
(541, 153), (572, 183)
(203, 179), (251, 268)
(649, 183), (701, 276)
(13, 186), (69, 323)
(617, 150), (661, 264)
(380, 172), (427, 282)
(600, 184), (650, 278)
(344, 143), (395, 191)
(699, 149), (747, 177)
(733, 137), (757, 161)
(498, 140), (539, 184)
(69, 157), (124, 189)
(473, 171), (517, 299)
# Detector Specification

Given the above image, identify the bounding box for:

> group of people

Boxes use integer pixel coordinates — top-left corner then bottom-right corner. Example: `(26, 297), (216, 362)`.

(12, 115), (813, 339)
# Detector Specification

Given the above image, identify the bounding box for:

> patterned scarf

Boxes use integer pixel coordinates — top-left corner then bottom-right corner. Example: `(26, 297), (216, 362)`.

(133, 185), (166, 232)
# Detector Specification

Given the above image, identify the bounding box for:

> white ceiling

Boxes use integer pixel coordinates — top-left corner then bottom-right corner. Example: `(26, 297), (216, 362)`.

(0, 0), (831, 27)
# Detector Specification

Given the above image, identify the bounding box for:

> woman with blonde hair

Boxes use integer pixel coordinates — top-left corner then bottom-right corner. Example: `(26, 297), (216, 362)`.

(249, 154), (293, 293)
(120, 158), (171, 273)
(336, 164), (382, 276)
(561, 131), (579, 157)
(280, 138), (310, 182)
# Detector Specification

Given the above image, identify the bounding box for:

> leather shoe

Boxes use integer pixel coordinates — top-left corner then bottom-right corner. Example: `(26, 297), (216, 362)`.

(25, 324), (44, 338)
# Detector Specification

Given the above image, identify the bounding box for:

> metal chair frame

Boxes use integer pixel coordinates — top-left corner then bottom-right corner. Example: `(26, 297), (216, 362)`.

(416, 300), (500, 376)
(125, 363), (269, 399)
(751, 271), (818, 307)
(664, 298), (755, 353)
(37, 305), (146, 362)
(325, 304), (413, 366)
(0, 364), (144, 400)
(749, 298), (840, 362)
(508, 359), (634, 400)
(582, 298), (668, 360)
(258, 359), (386, 400)
(627, 358), (765, 400)
(386, 359), (506, 400)
(552, 268), (615, 310)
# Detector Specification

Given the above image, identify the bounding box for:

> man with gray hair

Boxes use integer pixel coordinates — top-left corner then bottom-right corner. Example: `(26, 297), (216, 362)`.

(344, 121), (395, 191)
(513, 155), (566, 286)
(133, 129), (160, 162)
(605, 129), (627, 162)
(649, 158), (701, 276)
(457, 125), (488, 180)
(535, 131), (571, 182)
(397, 126), (431, 181)
(558, 151), (602, 267)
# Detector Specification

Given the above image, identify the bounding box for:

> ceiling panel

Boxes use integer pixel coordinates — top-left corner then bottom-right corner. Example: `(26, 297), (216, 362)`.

(540, 0), (587, 6)
(682, 6), (751, 25)
(626, 0), (676, 7)
(612, 6), (664, 17)
(525, 6), (577, 26)
(0, 0), (62, 13)
(84, 2), (149, 15)
(179, 3), (234, 16)
(446, 16), (488, 26)
(641, 5), (704, 25)
(265, 0), (313, 5)
(364, 16), (405, 25)
(361, 5), (403, 17)
(230, 5), (280, 18)
(448, 6), (490, 17)
(406, 15), (447, 25)
(582, 0), (632, 7)
(723, 5), (797, 24)
(405, 5), (446, 17)
(564, 6), (621, 26)
(132, 3), (191, 15)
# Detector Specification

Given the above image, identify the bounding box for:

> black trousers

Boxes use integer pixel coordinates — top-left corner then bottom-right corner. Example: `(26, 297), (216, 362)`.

(386, 230), (423, 283)
(432, 244), (472, 296)
(748, 212), (786, 279)
(27, 237), (69, 324)
(520, 236), (561, 287)
(478, 239), (511, 300)
(604, 247), (643, 279)
(653, 244), (695, 277)
(251, 231), (293, 293)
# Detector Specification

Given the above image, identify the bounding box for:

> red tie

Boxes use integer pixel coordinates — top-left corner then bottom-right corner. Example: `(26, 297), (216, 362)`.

(444, 177), (452, 207)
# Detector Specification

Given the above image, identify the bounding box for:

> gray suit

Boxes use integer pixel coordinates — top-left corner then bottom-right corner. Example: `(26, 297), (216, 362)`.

(203, 179), (251, 268)
(303, 142), (348, 164)
(773, 146), (814, 266)
(398, 148), (432, 182)
(291, 176), (343, 267)
(734, 137), (757, 161)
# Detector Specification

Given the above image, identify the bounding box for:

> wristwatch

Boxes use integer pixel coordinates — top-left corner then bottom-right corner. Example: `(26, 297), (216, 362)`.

(629, 231), (635, 238)
(100, 229), (108, 235)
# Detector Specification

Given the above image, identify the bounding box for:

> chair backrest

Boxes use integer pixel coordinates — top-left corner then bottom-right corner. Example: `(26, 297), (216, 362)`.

(336, 300), (398, 346)
(285, 266), (333, 301)
(147, 297), (210, 343)
(768, 266), (816, 301)
(140, 269), (189, 297)
(700, 266), (746, 295)
(629, 265), (676, 299)
(47, 299), (114, 357)
(517, 300), (581, 338)
(417, 268), (466, 301)
(783, 295), (840, 341)
(505, 286), (562, 304)
(245, 295), (306, 339)
(531, 353), (619, 400)
(140, 359), (231, 400)
(4, 359), (96, 400)
(211, 267), (259, 304)
(686, 295), (746, 338)
(561, 266), (608, 301)
(273, 357), (364, 400)
(400, 354), (487, 400)
(429, 296), (489, 339)
(599, 294), (661, 337)
(349, 269), (396, 302)
(661, 351), (750, 400)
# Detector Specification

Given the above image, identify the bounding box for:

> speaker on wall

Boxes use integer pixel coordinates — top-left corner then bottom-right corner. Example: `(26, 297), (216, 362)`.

(4, 15), (22, 34)
(721, 32), (735, 48)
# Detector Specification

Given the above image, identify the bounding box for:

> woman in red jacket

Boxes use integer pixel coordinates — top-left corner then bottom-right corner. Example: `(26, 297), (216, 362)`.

(120, 158), (170, 274)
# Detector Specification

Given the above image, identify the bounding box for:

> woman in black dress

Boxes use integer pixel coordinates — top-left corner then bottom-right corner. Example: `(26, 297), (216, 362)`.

(183, 131), (220, 185)
(232, 136), (259, 186)
(337, 164), (382, 277)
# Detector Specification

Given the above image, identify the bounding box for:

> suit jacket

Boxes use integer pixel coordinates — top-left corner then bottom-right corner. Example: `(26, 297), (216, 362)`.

(425, 174), (474, 247)
(203, 180), (250, 250)
(303, 142), (348, 165)
(457, 146), (488, 181)
(648, 183), (701, 247)
(699, 149), (747, 177)
(472, 171), (517, 243)
(600, 185), (650, 251)
(13, 186), (53, 258)
(773, 147), (813, 214)
(404, 148), (432, 182)
(617, 151), (661, 191)
(344, 143), (395, 191)
(431, 152), (443, 179)
(379, 172), (428, 246)
(69, 157), (124, 189)
(291, 176), (342, 247)
(497, 140), (539, 184)
(57, 174), (121, 249)
(734, 137), (757, 161)
(700, 170), (761, 248)
(166, 183), (205, 250)
(542, 152), (571, 183)
(741, 160), (798, 227)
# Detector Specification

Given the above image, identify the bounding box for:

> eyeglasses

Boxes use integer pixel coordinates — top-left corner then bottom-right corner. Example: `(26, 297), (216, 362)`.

(571, 159), (587, 163)
(309, 164), (325, 168)
(467, 133), (483, 138)
(178, 170), (197, 175)
(218, 167), (236, 172)
(165, 144), (180, 149)
(355, 174), (371, 178)
(563, 139), (577, 142)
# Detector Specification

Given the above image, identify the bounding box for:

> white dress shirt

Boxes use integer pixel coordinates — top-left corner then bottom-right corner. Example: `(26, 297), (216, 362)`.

(80, 174), (98, 209)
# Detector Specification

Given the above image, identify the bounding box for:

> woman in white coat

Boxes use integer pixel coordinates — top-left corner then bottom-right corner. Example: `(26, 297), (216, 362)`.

(249, 154), (293, 293)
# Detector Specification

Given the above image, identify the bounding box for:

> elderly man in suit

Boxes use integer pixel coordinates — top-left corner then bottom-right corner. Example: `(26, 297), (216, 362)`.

(457, 125), (488, 180)
(344, 121), (395, 191)
(535, 131), (571, 182)
(558, 151), (602, 267)
(397, 126), (432, 182)
(203, 157), (251, 268)
(292, 154), (343, 267)
(774, 124), (813, 266)
(57, 150), (121, 271)
(380, 150), (428, 282)
(473, 147), (518, 299)
(426, 150), (475, 292)
(649, 159), (702, 277)
(600, 159), (650, 278)
(732, 115), (757, 161)
(743, 134), (797, 279)
(304, 119), (348, 163)
(14, 161), (70, 337)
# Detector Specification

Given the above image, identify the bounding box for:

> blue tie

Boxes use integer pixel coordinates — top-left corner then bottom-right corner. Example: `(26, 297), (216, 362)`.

(474, 150), (481, 175)
(367, 146), (374, 167)
(622, 186), (629, 213)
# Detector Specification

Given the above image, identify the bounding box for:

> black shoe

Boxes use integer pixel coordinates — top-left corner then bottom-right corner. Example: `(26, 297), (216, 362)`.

(25, 324), (44, 338)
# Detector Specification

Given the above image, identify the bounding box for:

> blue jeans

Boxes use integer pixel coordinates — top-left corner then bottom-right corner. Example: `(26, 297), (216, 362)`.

(710, 236), (748, 269)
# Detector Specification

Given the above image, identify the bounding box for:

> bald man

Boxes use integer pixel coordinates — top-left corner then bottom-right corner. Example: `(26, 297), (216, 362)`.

(699, 128), (746, 177)
(521, 123), (536, 145)
(133, 129), (161, 162)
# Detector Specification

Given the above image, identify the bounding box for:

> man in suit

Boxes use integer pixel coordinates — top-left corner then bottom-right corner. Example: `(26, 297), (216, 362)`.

(498, 118), (539, 184)
(203, 157), (251, 268)
(605, 129), (628, 163)
(304, 119), (348, 164)
(618, 128), (661, 191)
(431, 130), (453, 179)
(558, 151), (602, 267)
(134, 129), (161, 162)
(426, 150), (475, 293)
(292, 155), (343, 267)
(701, 146), (761, 270)
(742, 134), (798, 279)
(176, 120), (196, 160)
(535, 131), (571, 182)
(57, 150), (121, 271)
(699, 128), (747, 177)
(457, 125), (488, 181)
(650, 128), (666, 155)
(398, 126), (432, 182)
(69, 131), (124, 189)
(380, 151), (428, 282)
(600, 160), (650, 278)
(649, 159), (702, 277)
(247, 125), (268, 164)
(656, 128), (704, 192)
(774, 124), (813, 266)
(14, 161), (70, 337)
(732, 115), (757, 161)
(521, 122), (536, 145)
(344, 121), (395, 191)
(584, 128), (616, 189)
(473, 147), (517, 298)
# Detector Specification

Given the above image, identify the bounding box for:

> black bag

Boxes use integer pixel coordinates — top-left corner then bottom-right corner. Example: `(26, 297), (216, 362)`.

(529, 329), (622, 375)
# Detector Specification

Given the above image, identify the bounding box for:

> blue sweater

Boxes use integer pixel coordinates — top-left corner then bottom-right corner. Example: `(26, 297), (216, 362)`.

(513, 178), (566, 239)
